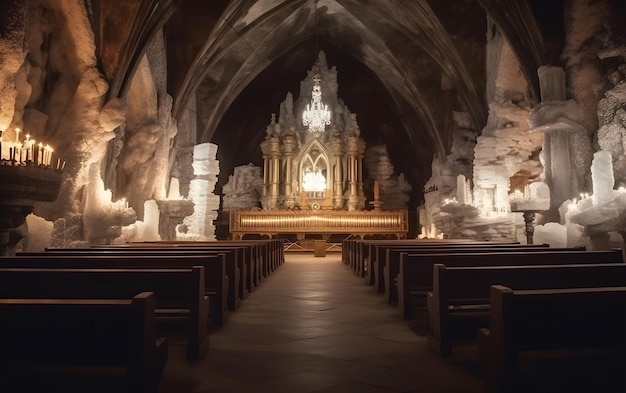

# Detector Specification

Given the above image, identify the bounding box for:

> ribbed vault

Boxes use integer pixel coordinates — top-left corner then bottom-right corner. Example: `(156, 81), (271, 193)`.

(166, 0), (490, 206)
(93, 0), (561, 208)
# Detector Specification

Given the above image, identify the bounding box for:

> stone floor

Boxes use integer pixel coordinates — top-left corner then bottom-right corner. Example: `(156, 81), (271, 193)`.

(159, 253), (485, 393)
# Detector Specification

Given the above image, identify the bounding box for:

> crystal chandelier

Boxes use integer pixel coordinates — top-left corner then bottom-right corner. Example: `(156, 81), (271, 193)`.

(302, 74), (331, 134)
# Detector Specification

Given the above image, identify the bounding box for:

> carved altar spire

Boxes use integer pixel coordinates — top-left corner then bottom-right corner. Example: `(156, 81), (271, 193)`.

(256, 51), (366, 211)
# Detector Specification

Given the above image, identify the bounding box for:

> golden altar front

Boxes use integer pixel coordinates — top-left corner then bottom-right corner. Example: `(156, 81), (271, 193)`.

(229, 209), (408, 240)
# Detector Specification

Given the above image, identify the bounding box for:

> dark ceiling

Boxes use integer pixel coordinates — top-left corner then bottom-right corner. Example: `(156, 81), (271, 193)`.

(92, 0), (570, 208)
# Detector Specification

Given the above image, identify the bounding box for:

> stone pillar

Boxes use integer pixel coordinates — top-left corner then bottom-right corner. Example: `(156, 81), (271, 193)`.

(328, 134), (344, 209)
(356, 137), (365, 209)
(282, 132), (297, 208)
(260, 136), (272, 209)
(346, 136), (365, 211)
(530, 66), (592, 220)
(269, 135), (281, 209)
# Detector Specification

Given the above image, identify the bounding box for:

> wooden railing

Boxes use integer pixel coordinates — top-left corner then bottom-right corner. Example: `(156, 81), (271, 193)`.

(229, 210), (408, 239)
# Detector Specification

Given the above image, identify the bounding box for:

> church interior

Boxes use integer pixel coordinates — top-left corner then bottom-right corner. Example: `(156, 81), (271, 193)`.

(1, 0), (626, 392)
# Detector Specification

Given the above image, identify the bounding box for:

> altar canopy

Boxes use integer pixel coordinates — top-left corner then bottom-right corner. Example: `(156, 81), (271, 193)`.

(260, 51), (366, 212)
(230, 52), (408, 240)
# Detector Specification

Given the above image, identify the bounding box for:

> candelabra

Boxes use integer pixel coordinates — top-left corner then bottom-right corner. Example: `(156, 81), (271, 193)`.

(509, 182), (550, 244)
(0, 162), (63, 255)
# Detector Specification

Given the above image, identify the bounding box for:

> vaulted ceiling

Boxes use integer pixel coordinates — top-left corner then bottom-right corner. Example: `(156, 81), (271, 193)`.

(96, 0), (566, 207)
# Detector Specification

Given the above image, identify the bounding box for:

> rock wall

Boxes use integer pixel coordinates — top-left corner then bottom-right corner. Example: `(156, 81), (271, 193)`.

(115, 30), (178, 218)
(421, 23), (542, 241)
(222, 163), (263, 211)
(0, 1), (199, 248)
(363, 144), (411, 210)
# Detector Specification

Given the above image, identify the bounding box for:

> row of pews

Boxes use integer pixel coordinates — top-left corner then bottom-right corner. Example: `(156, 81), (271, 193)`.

(0, 239), (284, 393)
(343, 238), (626, 393)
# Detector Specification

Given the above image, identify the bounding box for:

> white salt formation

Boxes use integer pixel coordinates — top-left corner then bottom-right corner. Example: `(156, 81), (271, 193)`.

(591, 151), (616, 206)
(528, 66), (592, 217)
(222, 164), (263, 210)
(82, 164), (137, 245)
(180, 143), (220, 240)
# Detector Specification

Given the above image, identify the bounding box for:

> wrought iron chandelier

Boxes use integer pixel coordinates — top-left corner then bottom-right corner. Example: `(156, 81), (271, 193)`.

(302, 74), (331, 134)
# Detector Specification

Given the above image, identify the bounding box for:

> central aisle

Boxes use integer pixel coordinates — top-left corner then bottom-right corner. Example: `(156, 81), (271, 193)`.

(160, 253), (484, 393)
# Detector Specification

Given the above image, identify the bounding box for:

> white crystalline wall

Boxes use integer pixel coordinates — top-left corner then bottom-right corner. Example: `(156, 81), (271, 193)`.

(0, 2), (192, 248)
(421, 24), (542, 241)
(422, 3), (626, 245)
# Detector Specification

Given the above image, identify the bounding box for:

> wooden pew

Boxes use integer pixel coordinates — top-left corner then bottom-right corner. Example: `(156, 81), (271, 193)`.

(0, 254), (229, 325)
(85, 242), (258, 290)
(396, 249), (624, 320)
(39, 246), (247, 309)
(353, 239), (519, 278)
(134, 238), (286, 275)
(429, 263), (626, 357)
(477, 285), (626, 393)
(382, 246), (579, 302)
(375, 243), (551, 293)
(0, 266), (210, 361)
(342, 238), (362, 267)
(108, 239), (283, 288)
(0, 292), (168, 393)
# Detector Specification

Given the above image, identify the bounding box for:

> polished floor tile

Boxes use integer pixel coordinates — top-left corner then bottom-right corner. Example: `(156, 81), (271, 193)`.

(159, 253), (485, 393)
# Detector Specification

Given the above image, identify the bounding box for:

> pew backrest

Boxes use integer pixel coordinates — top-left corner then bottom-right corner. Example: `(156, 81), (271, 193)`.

(1, 254), (229, 324)
(0, 266), (210, 360)
(401, 249), (624, 293)
(396, 249), (624, 320)
(478, 284), (626, 393)
(429, 262), (626, 357)
(0, 291), (168, 392)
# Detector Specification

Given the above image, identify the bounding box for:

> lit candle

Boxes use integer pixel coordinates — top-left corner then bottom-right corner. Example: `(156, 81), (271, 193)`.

(28, 139), (35, 162)
(14, 127), (21, 143)
(47, 145), (53, 166)
(38, 143), (43, 165)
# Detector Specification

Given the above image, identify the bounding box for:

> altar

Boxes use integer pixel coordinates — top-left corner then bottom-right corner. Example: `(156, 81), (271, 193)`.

(226, 52), (409, 240)
(230, 209), (408, 240)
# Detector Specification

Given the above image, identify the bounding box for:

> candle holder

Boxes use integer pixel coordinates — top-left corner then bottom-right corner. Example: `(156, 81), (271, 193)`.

(0, 164), (63, 255)
(509, 209), (546, 245)
(509, 182), (551, 245)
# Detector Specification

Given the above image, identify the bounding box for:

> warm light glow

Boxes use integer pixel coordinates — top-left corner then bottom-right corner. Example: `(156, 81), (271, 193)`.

(230, 210), (408, 236)
(0, 128), (62, 168)
(302, 167), (326, 192)
(302, 74), (331, 134)
(442, 197), (458, 205)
